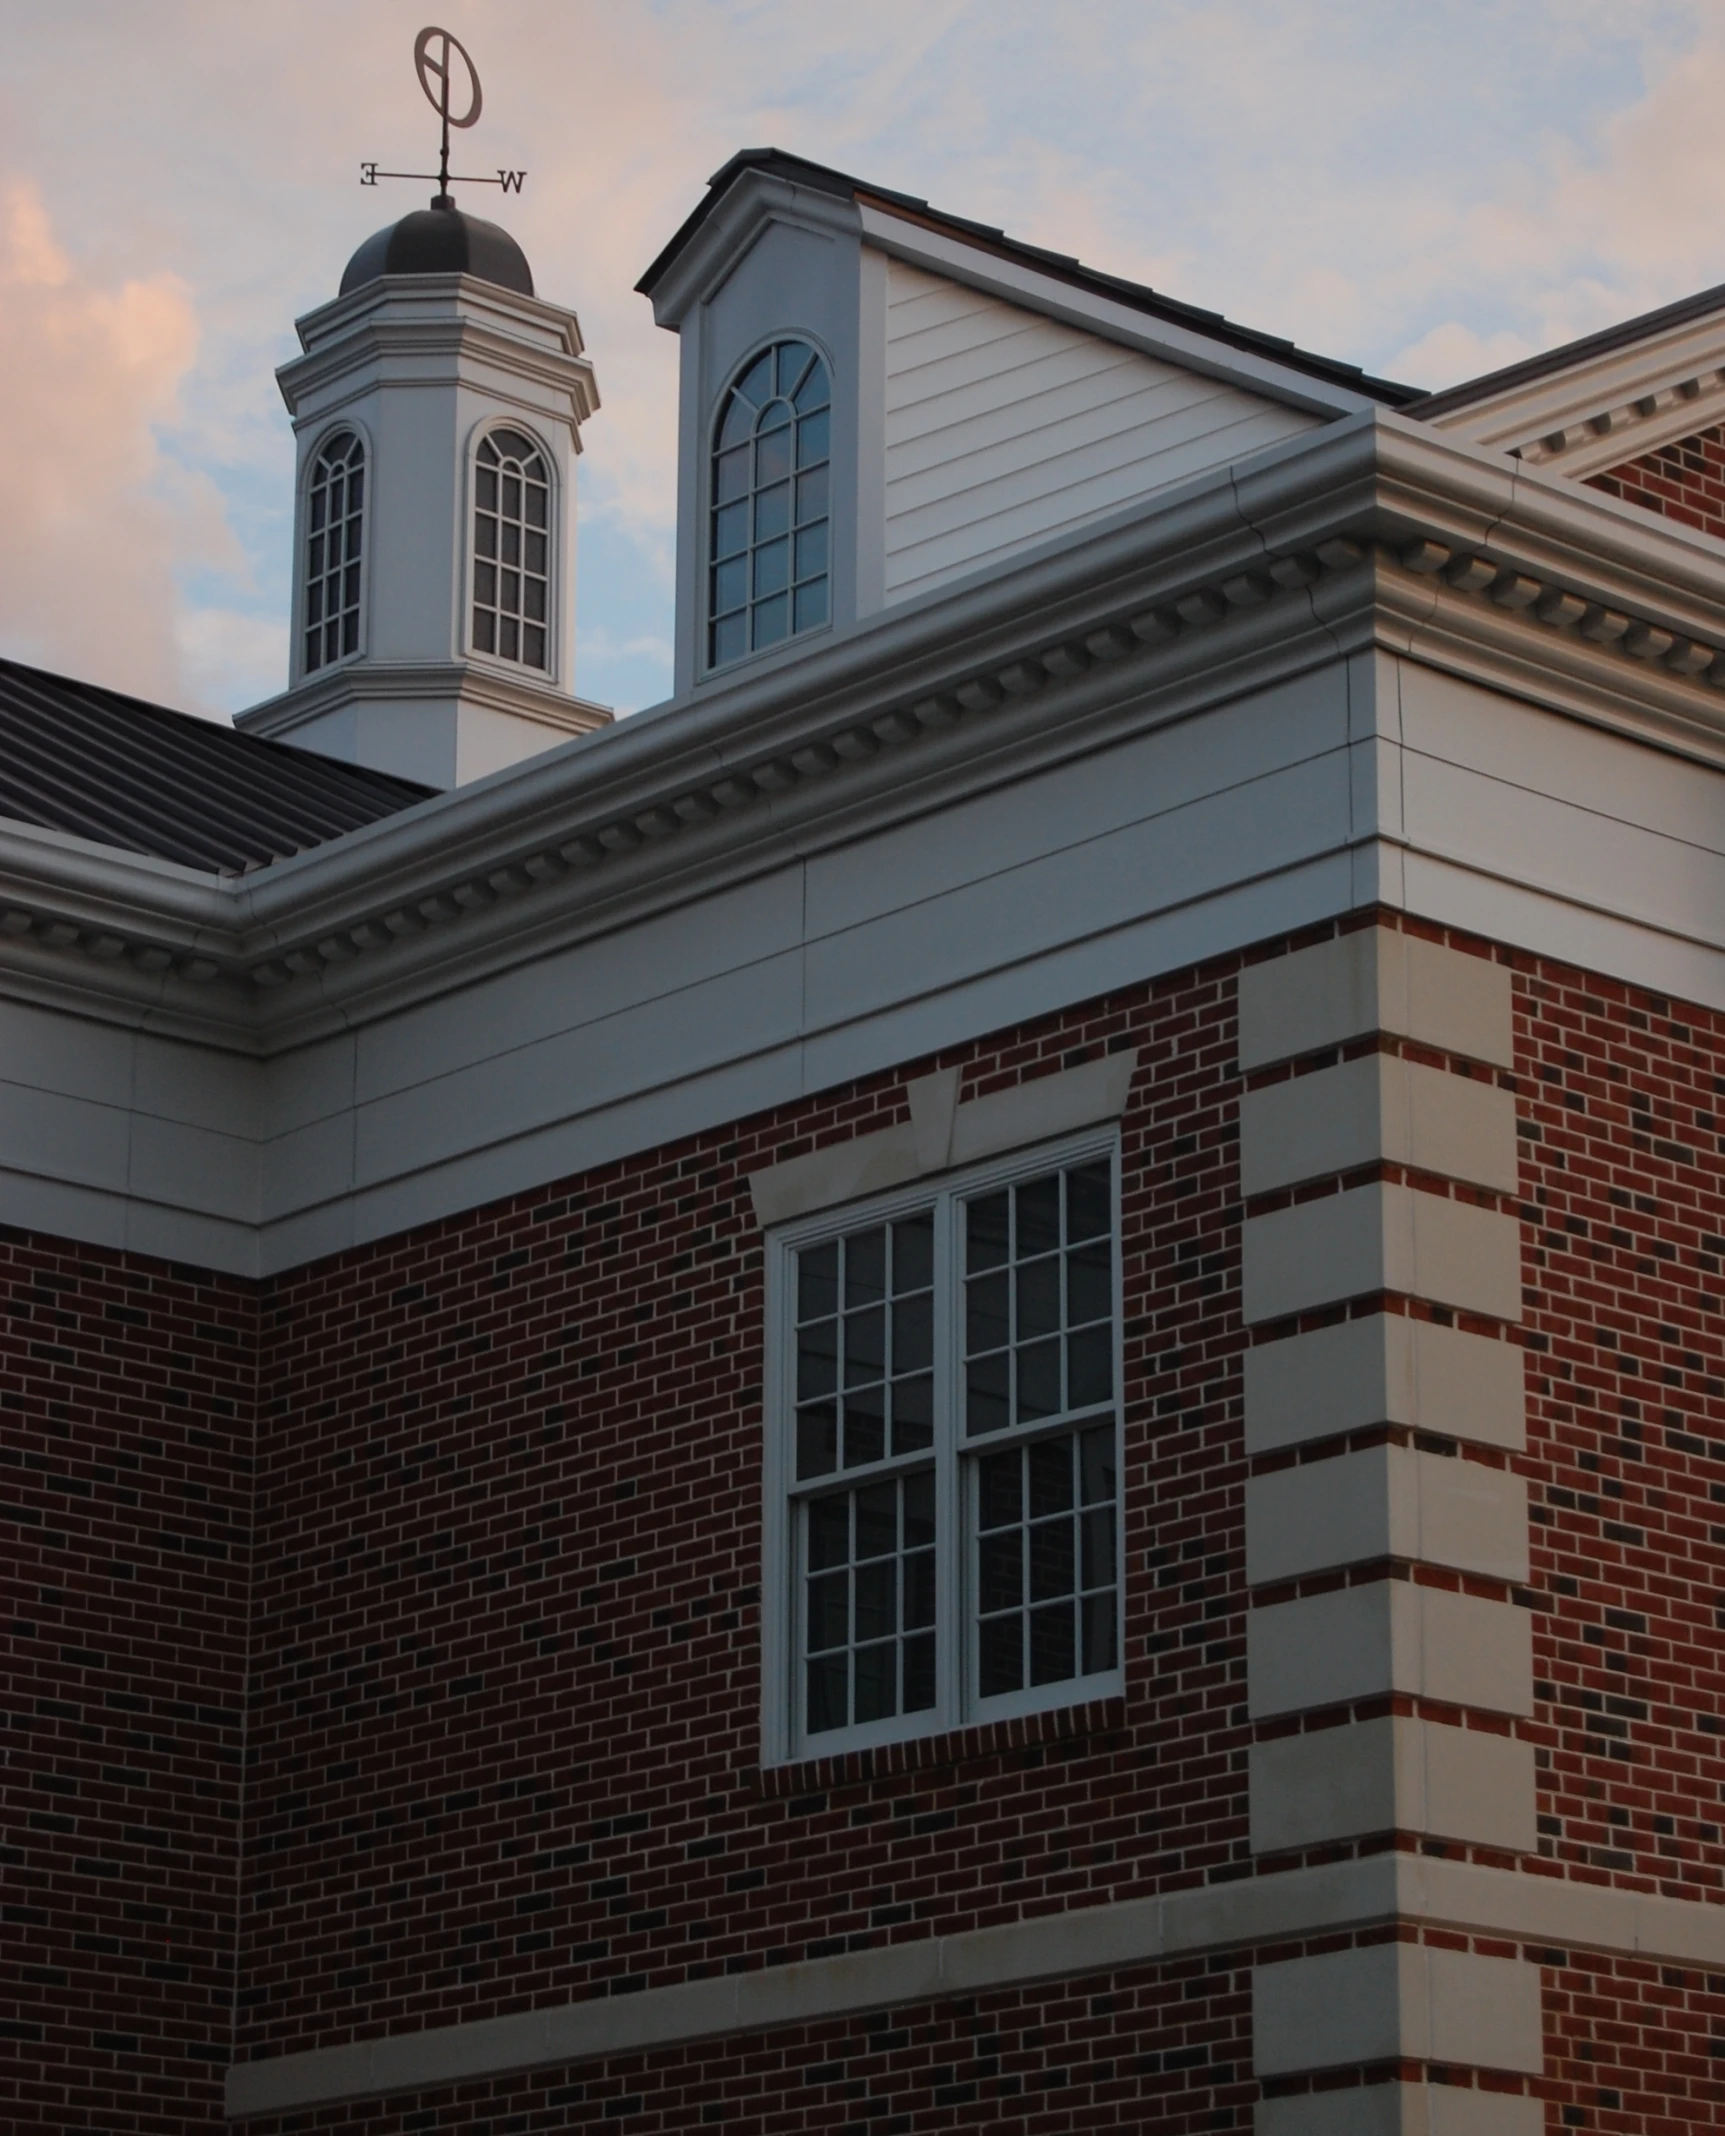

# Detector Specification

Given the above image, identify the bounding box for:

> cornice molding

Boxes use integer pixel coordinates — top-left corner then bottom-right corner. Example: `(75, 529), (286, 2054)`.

(235, 660), (612, 745)
(641, 170), (865, 326)
(276, 311), (599, 430)
(1420, 296), (1725, 478)
(13, 412), (1725, 1051)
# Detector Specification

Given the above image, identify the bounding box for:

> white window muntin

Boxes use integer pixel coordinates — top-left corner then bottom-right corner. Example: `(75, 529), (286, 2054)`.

(298, 424), (369, 680)
(466, 422), (556, 674)
(762, 1127), (1123, 1765)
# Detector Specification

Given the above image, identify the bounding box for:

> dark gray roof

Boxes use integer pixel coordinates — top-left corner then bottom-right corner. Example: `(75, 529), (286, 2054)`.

(638, 149), (1419, 407)
(342, 201), (534, 298)
(0, 656), (434, 876)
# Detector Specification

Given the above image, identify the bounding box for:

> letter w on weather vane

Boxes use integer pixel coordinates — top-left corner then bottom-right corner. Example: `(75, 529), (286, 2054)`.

(359, 27), (526, 201)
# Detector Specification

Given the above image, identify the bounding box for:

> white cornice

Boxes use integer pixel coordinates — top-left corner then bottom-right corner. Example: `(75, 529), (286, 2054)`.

(276, 310), (599, 431)
(15, 411), (1725, 1050)
(235, 659), (612, 744)
(1420, 295), (1725, 478)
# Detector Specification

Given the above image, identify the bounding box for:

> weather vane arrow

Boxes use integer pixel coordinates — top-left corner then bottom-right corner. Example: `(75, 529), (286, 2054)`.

(360, 27), (526, 202)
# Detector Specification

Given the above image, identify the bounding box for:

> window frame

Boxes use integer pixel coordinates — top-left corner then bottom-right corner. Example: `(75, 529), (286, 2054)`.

(296, 423), (370, 682)
(464, 420), (558, 677)
(704, 333), (834, 677)
(761, 1126), (1125, 1768)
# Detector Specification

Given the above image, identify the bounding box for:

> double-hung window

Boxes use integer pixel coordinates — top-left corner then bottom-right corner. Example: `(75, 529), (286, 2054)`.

(764, 1136), (1122, 1762)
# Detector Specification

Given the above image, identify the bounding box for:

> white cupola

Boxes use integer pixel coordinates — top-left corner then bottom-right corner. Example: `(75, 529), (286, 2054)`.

(236, 197), (606, 789)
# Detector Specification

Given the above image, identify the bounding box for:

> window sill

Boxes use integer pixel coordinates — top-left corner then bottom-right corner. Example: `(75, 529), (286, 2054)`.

(751, 1693), (1127, 1797)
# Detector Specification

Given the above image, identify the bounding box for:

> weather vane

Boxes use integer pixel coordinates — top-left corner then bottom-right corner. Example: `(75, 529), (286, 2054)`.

(361, 27), (525, 204)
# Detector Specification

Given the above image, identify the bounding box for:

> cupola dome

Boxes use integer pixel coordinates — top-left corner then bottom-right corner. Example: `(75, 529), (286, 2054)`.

(339, 198), (534, 298)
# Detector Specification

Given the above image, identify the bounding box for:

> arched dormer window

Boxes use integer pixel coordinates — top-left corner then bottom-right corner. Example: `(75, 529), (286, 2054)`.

(472, 428), (551, 671)
(709, 340), (830, 669)
(304, 430), (365, 674)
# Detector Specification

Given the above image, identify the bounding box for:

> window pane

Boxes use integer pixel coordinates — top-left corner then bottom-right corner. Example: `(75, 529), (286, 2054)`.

(966, 1351), (1010, 1436)
(842, 1384), (885, 1469)
(846, 1229), (886, 1306)
(752, 593), (788, 647)
(1017, 1337), (1061, 1421)
(718, 393), (753, 451)
(525, 483), (548, 531)
(715, 444), (750, 503)
(797, 1319), (837, 1400)
(794, 579), (829, 633)
(476, 514), (497, 558)
(1067, 1163), (1111, 1241)
(713, 556), (747, 615)
(713, 499), (748, 559)
(967, 1193), (1010, 1271)
(756, 418), (793, 488)
(979, 1450), (1021, 1529)
(755, 484), (791, 544)
(524, 625), (546, 669)
(797, 407), (831, 467)
(1017, 1175), (1061, 1256)
(904, 1633), (936, 1711)
(525, 530), (547, 575)
(477, 466), (498, 509)
(890, 1373), (932, 1456)
(1081, 1507), (1115, 1590)
(502, 523), (521, 566)
(807, 1572), (847, 1650)
(760, 534), (789, 602)
(966, 1271), (1009, 1355)
(1067, 1239), (1111, 1327)
(500, 617), (519, 660)
(525, 579), (547, 624)
(903, 1470), (935, 1548)
(855, 1559), (896, 1642)
(809, 1496), (849, 1570)
(794, 356), (830, 411)
(799, 1243), (839, 1322)
(778, 341), (814, 397)
(979, 1530), (1021, 1613)
(1029, 1516), (1075, 1602)
(711, 612), (746, 666)
(1016, 1258), (1060, 1339)
(1079, 1424), (1115, 1507)
(1029, 1437), (1073, 1517)
(737, 350), (773, 405)
(796, 465), (829, 525)
(854, 1642), (895, 1722)
(856, 1482), (896, 1558)
(1068, 1326), (1113, 1409)
(797, 1402), (838, 1479)
(1029, 1601), (1075, 1685)
(794, 522), (829, 583)
(980, 1615), (1021, 1697)
(473, 610), (495, 653)
(892, 1292), (932, 1373)
(843, 1306), (884, 1387)
(474, 561), (496, 605)
(893, 1213), (933, 1294)
(807, 1655), (847, 1733)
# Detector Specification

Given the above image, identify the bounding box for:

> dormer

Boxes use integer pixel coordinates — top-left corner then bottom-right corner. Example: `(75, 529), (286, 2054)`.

(237, 199), (607, 790)
(639, 151), (1417, 698)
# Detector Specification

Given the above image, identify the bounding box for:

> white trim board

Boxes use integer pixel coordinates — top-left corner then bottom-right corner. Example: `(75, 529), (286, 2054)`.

(223, 1854), (1722, 2117)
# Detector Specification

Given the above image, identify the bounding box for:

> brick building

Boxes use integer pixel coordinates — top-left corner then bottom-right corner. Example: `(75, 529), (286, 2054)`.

(3, 150), (1724, 2133)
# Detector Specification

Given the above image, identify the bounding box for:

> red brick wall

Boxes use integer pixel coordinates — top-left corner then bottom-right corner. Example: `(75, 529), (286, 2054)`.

(1587, 422), (1725, 542)
(0, 1234), (255, 2134)
(1514, 952), (1725, 1900)
(239, 968), (1250, 2058)
(6, 918), (1725, 2133)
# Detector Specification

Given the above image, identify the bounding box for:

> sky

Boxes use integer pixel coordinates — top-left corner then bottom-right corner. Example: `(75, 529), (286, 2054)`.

(0, 0), (1721, 722)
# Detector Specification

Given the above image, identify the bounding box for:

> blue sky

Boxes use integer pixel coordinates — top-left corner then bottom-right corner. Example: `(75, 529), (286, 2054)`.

(0, 1), (1717, 719)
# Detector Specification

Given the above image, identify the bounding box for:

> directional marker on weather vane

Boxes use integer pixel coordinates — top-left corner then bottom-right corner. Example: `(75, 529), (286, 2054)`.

(360, 26), (526, 203)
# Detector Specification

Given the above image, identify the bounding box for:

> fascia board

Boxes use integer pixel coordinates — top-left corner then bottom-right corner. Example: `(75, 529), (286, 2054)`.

(1422, 302), (1725, 476)
(856, 203), (1378, 420)
(642, 174), (864, 328)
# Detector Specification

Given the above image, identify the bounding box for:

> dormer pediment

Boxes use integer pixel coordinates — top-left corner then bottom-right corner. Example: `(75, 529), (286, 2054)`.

(641, 150), (1416, 694)
(1413, 282), (1725, 479)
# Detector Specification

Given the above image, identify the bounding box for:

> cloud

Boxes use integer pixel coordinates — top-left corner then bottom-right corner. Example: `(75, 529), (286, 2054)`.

(0, 178), (242, 707)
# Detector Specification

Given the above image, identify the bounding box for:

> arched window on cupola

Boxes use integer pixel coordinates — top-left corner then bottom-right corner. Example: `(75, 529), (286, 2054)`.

(472, 427), (551, 671)
(303, 430), (366, 674)
(708, 340), (831, 670)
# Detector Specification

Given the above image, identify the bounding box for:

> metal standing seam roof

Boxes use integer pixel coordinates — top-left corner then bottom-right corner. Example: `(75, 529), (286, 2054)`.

(637, 148), (1422, 408)
(0, 655), (435, 876)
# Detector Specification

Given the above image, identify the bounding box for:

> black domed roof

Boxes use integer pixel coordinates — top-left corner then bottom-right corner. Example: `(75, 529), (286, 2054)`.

(340, 199), (534, 298)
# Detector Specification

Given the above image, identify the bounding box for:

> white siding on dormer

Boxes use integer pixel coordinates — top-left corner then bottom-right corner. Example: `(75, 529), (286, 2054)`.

(882, 259), (1322, 604)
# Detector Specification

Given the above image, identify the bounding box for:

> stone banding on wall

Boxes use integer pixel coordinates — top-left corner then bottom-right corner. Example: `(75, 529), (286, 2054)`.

(1238, 924), (1538, 2118)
